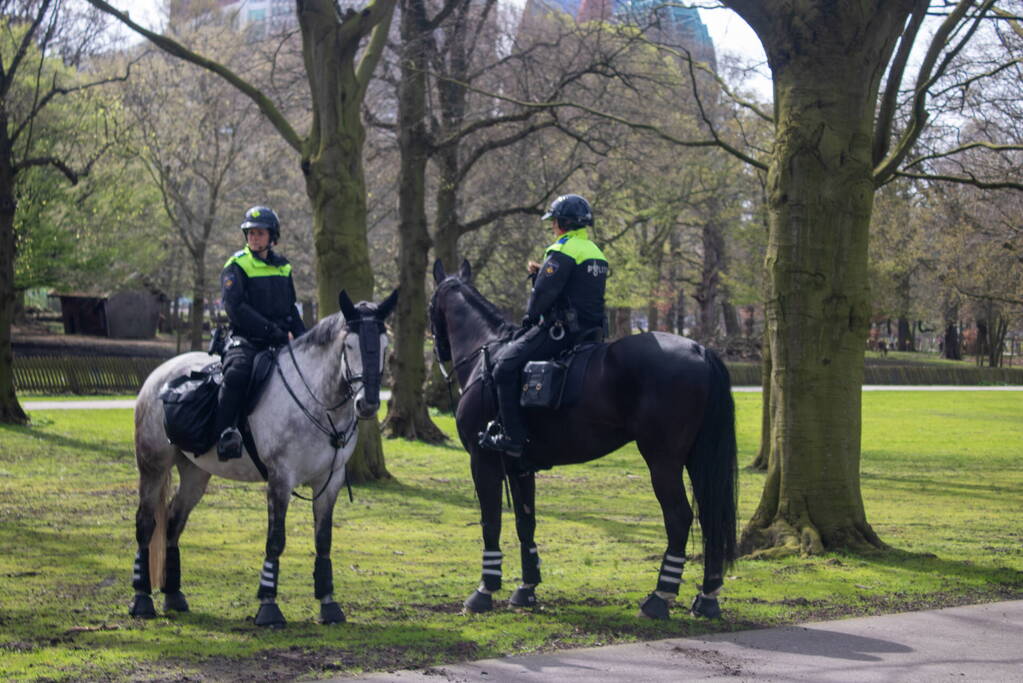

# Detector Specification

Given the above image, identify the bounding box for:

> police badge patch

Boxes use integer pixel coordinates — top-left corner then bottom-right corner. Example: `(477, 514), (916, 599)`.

(543, 259), (559, 276)
(223, 276), (234, 289)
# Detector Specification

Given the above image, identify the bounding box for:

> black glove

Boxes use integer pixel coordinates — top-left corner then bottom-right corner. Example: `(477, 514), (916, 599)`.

(268, 325), (289, 346)
(521, 315), (536, 329)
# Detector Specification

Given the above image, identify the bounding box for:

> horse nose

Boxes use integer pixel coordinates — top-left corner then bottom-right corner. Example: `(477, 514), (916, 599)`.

(356, 396), (379, 418)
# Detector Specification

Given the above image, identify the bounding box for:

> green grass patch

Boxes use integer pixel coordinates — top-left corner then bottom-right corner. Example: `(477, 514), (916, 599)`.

(0, 392), (1020, 680)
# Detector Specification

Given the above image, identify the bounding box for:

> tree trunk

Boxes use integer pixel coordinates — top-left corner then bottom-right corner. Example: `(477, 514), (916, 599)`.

(695, 216), (725, 344)
(381, 0), (445, 443)
(897, 316), (914, 352)
(610, 306), (631, 340)
(0, 128), (26, 425)
(298, 0), (397, 479)
(189, 254), (206, 352)
(731, 1), (911, 557)
(749, 329), (771, 471)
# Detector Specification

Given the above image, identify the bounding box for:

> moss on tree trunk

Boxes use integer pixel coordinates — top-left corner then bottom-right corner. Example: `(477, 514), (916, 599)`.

(728, 1), (914, 556)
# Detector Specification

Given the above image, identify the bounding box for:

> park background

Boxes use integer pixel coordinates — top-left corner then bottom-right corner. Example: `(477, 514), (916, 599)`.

(1, 0), (1022, 680)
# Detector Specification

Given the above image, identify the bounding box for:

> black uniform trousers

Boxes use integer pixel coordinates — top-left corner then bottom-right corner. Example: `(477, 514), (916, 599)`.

(214, 337), (264, 437)
(492, 324), (572, 445)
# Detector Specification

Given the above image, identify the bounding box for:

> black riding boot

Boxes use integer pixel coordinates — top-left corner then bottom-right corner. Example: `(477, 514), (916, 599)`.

(481, 374), (526, 457)
(214, 384), (243, 461)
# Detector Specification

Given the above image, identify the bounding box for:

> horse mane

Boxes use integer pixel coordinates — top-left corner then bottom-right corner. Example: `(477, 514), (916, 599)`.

(292, 312), (344, 349)
(440, 277), (517, 337)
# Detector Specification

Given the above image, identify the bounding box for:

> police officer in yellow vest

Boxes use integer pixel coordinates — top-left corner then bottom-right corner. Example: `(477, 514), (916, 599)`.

(215, 206), (306, 461)
(482, 194), (609, 457)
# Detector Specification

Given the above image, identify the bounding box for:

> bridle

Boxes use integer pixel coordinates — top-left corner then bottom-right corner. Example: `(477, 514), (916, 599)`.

(429, 281), (509, 407)
(273, 314), (385, 502)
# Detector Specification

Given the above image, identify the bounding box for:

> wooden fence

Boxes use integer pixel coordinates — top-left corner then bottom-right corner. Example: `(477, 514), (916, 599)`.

(13, 356), (165, 394)
(12, 355), (1023, 395)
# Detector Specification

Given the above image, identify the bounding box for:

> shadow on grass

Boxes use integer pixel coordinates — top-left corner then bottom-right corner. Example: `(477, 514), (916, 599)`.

(0, 422), (126, 460)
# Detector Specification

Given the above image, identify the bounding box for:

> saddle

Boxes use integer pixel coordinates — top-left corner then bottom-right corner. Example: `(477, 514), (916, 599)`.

(158, 348), (277, 455)
(520, 340), (605, 410)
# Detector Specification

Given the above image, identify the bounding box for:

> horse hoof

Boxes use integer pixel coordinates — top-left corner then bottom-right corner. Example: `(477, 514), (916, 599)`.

(638, 592), (670, 620)
(691, 593), (722, 619)
(129, 593), (157, 619)
(163, 591), (189, 613)
(255, 602), (287, 628)
(509, 586), (537, 609)
(463, 589), (494, 614)
(320, 601), (346, 625)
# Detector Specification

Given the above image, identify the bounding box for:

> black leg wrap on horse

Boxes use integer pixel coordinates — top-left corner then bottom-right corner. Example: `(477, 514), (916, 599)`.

(691, 593), (722, 619)
(481, 550), (502, 592)
(132, 548), (151, 594)
(257, 558), (280, 600)
(313, 556), (333, 600)
(639, 592), (671, 620)
(255, 601), (287, 628)
(656, 551), (685, 595)
(163, 546), (181, 594)
(463, 589), (494, 613)
(520, 545), (541, 586)
(702, 575), (724, 595)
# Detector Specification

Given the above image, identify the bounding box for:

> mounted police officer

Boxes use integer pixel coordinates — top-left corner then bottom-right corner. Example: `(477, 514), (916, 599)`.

(481, 194), (609, 457)
(214, 206), (306, 461)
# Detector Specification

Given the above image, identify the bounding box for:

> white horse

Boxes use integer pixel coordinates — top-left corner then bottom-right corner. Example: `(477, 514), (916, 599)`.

(129, 289), (397, 627)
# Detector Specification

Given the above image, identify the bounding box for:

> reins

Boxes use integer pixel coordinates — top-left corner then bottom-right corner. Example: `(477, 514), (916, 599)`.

(272, 336), (362, 503)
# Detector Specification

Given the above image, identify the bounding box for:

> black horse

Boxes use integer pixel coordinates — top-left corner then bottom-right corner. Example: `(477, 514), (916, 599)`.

(429, 261), (738, 619)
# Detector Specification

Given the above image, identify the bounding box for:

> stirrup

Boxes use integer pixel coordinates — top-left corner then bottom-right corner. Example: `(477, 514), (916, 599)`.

(217, 427), (243, 461)
(478, 421), (524, 457)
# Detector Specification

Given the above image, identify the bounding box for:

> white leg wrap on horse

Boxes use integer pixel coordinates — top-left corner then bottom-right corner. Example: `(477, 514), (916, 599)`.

(654, 590), (677, 602)
(476, 583), (493, 595)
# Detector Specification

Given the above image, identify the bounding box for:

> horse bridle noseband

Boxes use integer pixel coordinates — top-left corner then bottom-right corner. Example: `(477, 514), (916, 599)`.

(273, 316), (382, 502)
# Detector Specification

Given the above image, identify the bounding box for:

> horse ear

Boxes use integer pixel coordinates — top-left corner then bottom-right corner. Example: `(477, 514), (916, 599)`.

(338, 290), (358, 320)
(432, 259), (446, 284)
(378, 288), (399, 319)
(458, 259), (472, 283)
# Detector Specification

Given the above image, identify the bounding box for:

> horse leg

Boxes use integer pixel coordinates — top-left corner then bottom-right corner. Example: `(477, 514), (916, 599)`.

(463, 452), (505, 613)
(254, 481), (291, 628)
(310, 468), (346, 625)
(161, 455), (211, 613)
(507, 472), (541, 609)
(637, 453), (693, 620)
(129, 464), (171, 618)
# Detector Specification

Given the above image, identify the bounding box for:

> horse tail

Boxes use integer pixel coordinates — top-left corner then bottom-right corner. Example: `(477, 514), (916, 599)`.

(688, 347), (738, 571)
(149, 470), (171, 591)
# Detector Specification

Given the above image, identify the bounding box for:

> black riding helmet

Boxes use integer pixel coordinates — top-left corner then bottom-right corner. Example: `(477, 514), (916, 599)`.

(542, 194), (593, 229)
(240, 206), (281, 244)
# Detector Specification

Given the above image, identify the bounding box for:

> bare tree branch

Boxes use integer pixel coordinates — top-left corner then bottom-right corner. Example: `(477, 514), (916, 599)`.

(86, 0), (303, 152)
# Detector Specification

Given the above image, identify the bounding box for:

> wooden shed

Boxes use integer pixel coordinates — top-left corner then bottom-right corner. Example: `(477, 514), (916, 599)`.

(53, 288), (164, 339)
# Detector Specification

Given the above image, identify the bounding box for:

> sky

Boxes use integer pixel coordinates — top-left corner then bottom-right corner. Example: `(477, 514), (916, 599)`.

(115, 0), (771, 97)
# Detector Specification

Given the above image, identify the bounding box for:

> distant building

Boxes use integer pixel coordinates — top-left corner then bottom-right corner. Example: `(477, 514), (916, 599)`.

(52, 289), (165, 339)
(522, 0), (715, 68)
(216, 0), (299, 38)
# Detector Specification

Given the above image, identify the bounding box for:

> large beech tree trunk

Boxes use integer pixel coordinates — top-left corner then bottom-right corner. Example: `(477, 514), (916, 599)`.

(382, 0), (445, 442)
(727, 1), (914, 556)
(0, 122), (25, 425)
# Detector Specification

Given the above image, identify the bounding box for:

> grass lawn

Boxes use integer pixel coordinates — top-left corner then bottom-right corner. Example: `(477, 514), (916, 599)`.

(0, 391), (1020, 681)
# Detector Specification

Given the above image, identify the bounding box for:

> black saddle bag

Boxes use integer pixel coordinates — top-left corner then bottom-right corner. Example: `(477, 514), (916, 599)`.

(159, 362), (222, 454)
(520, 360), (567, 409)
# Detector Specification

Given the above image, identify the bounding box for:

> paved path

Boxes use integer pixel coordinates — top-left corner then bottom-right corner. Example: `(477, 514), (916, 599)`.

(19, 385), (1023, 411)
(347, 600), (1023, 682)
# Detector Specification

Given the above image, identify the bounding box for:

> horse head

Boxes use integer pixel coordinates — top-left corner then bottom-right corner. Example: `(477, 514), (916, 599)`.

(338, 288), (399, 419)
(429, 259), (473, 363)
